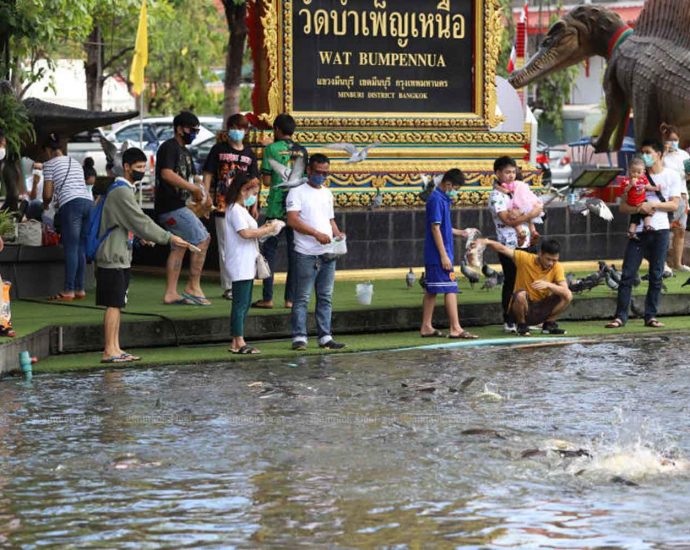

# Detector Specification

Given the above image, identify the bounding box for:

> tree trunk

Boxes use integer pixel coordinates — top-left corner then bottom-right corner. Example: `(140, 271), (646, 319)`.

(222, 1), (248, 121)
(84, 26), (104, 111)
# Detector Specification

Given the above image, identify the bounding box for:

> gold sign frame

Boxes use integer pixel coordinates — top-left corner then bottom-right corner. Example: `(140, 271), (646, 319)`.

(253, 0), (504, 133)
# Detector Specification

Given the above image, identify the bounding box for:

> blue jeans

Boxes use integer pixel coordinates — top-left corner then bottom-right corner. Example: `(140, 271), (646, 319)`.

(58, 198), (93, 292)
(261, 224), (296, 303)
(614, 229), (670, 323)
(291, 251), (336, 343)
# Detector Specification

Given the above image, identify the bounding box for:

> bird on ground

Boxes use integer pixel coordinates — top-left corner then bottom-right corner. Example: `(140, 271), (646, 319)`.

(642, 270), (674, 281)
(496, 271), (505, 285)
(419, 271), (427, 290)
(565, 272), (577, 287)
(605, 272), (619, 291)
(460, 261), (480, 289)
(270, 155), (307, 189)
(370, 187), (383, 210)
(481, 275), (498, 291)
(682, 277), (690, 288)
(569, 198), (614, 221)
(609, 264), (622, 284)
(482, 264), (498, 278)
(326, 141), (380, 163)
(406, 268), (415, 289)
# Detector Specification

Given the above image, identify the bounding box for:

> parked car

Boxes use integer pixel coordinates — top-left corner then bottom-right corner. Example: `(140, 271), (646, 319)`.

(67, 129), (109, 176)
(548, 146), (572, 187)
(188, 134), (218, 173)
(105, 116), (217, 151)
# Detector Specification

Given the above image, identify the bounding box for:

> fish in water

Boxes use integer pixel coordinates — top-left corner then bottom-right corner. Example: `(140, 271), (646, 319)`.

(110, 454), (162, 470)
(459, 376), (477, 390)
(475, 384), (504, 401)
(611, 475), (639, 487)
(460, 428), (506, 440)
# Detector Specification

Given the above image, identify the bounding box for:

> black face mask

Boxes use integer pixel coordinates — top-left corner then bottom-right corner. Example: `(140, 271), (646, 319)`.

(131, 170), (145, 182)
(182, 130), (197, 145)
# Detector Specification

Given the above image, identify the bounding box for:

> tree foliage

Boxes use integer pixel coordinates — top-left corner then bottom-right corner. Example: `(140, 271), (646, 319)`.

(496, 0), (515, 79)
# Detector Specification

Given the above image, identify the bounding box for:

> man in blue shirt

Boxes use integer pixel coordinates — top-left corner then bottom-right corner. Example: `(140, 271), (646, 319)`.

(420, 169), (478, 339)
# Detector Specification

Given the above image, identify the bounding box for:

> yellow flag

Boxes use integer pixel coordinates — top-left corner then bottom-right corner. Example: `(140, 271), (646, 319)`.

(129, 0), (148, 95)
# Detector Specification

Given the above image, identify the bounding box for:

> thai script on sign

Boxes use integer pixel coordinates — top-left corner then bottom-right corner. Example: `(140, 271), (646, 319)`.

(298, 0), (465, 49)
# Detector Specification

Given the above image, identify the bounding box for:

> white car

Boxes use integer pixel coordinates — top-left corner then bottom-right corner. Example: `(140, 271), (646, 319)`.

(547, 146), (573, 187)
(105, 116), (220, 151)
(67, 129), (109, 176)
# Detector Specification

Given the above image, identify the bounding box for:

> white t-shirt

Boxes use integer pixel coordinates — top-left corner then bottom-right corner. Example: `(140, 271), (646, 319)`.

(488, 186), (531, 249)
(638, 168), (683, 232)
(224, 204), (258, 282)
(663, 150), (689, 194)
(42, 155), (92, 207)
(286, 184), (335, 255)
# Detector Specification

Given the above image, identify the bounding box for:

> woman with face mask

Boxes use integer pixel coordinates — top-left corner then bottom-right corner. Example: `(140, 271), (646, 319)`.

(660, 123), (690, 272)
(202, 113), (260, 300)
(224, 172), (276, 354)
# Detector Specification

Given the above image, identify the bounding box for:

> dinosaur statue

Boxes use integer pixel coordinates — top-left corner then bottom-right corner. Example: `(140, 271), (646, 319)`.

(0, 80), (137, 209)
(508, 0), (690, 152)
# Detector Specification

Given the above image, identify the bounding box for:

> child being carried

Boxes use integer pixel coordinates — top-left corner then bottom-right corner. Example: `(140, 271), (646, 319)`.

(508, 180), (544, 246)
(621, 157), (657, 240)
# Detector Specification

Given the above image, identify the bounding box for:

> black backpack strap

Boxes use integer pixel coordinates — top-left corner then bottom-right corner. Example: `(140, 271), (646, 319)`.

(645, 170), (673, 223)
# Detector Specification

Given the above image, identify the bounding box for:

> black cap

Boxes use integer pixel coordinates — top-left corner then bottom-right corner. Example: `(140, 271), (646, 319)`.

(173, 111), (199, 129)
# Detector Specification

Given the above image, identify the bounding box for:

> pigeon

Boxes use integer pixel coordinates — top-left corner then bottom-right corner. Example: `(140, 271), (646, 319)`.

(682, 277), (690, 287)
(642, 270), (674, 281)
(605, 272), (619, 291)
(460, 261), (480, 288)
(370, 187), (383, 209)
(496, 271), (505, 285)
(326, 141), (380, 163)
(608, 264), (621, 284)
(565, 272), (577, 287)
(419, 271), (427, 290)
(482, 264), (498, 278)
(406, 268), (415, 289)
(269, 155), (308, 189)
(569, 198), (614, 221)
(480, 275), (498, 291)
(419, 173), (444, 202)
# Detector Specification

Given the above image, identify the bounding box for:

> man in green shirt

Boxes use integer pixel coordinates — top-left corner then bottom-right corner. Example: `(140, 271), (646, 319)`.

(253, 113), (307, 309)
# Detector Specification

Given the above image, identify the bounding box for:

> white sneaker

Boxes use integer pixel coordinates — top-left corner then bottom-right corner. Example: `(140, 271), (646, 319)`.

(678, 265), (690, 273)
(503, 323), (517, 333)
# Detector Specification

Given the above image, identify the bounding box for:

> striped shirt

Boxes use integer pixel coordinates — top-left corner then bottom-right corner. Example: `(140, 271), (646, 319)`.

(43, 155), (92, 208)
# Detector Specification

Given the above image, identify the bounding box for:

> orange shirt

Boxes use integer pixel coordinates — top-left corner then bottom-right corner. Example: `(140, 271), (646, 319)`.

(513, 250), (566, 302)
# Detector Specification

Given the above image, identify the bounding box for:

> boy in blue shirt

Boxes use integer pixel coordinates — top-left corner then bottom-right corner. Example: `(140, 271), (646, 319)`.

(420, 169), (478, 339)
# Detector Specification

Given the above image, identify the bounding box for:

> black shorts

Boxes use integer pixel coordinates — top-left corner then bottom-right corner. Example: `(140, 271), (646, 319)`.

(96, 268), (130, 308)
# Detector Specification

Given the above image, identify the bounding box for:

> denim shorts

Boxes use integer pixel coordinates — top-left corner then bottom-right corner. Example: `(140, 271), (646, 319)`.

(158, 207), (209, 245)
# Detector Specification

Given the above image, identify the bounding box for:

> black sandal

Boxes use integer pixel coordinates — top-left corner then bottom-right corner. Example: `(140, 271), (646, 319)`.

(230, 345), (261, 354)
(645, 318), (665, 328)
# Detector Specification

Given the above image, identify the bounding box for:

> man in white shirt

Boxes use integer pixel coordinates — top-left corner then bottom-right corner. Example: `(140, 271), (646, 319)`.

(286, 153), (346, 351)
(606, 138), (681, 329)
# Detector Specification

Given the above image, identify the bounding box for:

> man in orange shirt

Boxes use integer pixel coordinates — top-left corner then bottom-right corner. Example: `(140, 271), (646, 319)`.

(480, 238), (572, 336)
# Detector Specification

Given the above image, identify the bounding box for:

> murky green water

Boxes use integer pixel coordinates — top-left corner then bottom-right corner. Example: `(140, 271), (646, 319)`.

(1, 335), (690, 548)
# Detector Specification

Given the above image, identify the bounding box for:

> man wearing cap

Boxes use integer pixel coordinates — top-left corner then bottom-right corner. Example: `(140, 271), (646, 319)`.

(155, 110), (212, 305)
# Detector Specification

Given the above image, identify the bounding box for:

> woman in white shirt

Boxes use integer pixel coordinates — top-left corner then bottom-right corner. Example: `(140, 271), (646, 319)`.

(661, 124), (690, 272)
(224, 172), (276, 354)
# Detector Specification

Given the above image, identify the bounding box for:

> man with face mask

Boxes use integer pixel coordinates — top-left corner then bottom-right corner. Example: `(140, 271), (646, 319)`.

(97, 147), (190, 363)
(202, 113), (260, 300)
(155, 110), (212, 305)
(488, 156), (544, 333)
(286, 153), (345, 351)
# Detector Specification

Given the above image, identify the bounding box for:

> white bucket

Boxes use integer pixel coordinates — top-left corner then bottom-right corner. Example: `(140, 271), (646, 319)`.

(355, 282), (374, 305)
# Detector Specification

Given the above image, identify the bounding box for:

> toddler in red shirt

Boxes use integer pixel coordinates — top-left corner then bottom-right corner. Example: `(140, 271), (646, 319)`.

(622, 158), (657, 240)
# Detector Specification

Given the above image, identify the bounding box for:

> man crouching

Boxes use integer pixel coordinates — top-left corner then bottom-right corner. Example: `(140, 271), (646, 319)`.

(479, 238), (572, 336)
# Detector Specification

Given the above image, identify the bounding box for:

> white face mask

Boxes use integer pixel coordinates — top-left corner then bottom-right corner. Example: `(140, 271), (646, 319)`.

(0, 147), (6, 162)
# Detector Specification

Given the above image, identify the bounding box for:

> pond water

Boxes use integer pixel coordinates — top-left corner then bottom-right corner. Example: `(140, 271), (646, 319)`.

(1, 335), (690, 548)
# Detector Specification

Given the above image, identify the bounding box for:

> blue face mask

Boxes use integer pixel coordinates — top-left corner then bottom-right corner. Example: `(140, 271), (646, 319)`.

(641, 153), (655, 167)
(244, 195), (257, 208)
(228, 129), (245, 143)
(446, 189), (459, 200)
(309, 174), (327, 187)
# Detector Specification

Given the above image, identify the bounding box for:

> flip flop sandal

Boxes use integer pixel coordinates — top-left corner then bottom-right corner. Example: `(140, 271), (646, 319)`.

(251, 300), (274, 309)
(231, 345), (260, 355)
(101, 355), (134, 364)
(73, 293), (87, 300)
(120, 353), (141, 361)
(605, 319), (624, 328)
(420, 329), (445, 338)
(181, 292), (212, 306)
(163, 297), (195, 305)
(449, 331), (478, 339)
(47, 293), (74, 302)
(645, 319), (665, 328)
